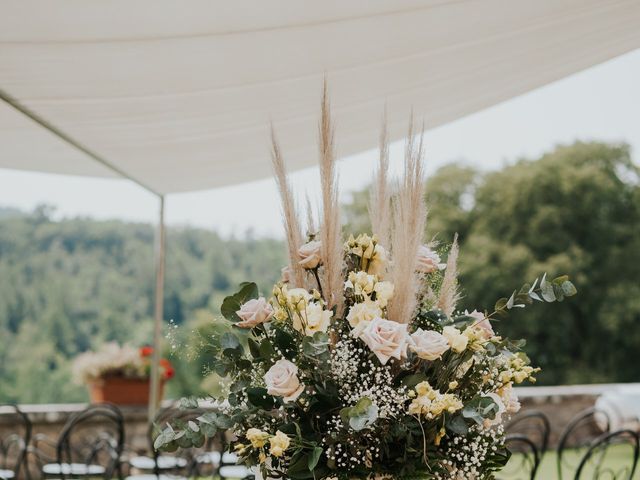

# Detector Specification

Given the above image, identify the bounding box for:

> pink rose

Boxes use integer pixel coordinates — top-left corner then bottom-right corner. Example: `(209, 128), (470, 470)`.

(264, 359), (304, 402)
(416, 245), (446, 274)
(298, 241), (322, 269)
(355, 317), (410, 365)
(410, 328), (450, 360)
(466, 309), (494, 339)
(236, 297), (273, 328)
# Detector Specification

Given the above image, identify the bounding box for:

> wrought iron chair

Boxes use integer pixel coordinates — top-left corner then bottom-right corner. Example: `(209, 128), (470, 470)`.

(498, 434), (540, 480)
(0, 404), (32, 480)
(574, 429), (639, 480)
(37, 403), (124, 479)
(557, 407), (611, 479)
(507, 411), (551, 457)
(125, 406), (205, 480)
(499, 410), (551, 480)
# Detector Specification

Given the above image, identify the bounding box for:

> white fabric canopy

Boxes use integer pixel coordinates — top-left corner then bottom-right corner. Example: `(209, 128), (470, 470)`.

(1, 0), (640, 194)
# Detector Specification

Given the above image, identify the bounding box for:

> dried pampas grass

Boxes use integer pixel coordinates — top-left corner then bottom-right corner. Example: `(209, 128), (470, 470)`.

(437, 234), (461, 316)
(271, 126), (306, 288)
(387, 118), (427, 324)
(370, 111), (392, 250)
(318, 81), (344, 314)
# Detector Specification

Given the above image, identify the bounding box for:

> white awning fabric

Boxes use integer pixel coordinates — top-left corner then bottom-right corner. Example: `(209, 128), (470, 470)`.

(1, 0), (640, 194)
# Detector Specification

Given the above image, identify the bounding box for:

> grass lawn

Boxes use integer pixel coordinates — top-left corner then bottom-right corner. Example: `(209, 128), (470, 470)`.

(505, 445), (639, 479)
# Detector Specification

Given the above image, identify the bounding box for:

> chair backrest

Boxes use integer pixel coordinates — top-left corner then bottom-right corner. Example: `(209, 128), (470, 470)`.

(149, 406), (207, 477)
(498, 434), (540, 480)
(557, 407), (611, 479)
(0, 404), (32, 479)
(574, 429), (639, 480)
(56, 403), (124, 479)
(507, 410), (551, 456)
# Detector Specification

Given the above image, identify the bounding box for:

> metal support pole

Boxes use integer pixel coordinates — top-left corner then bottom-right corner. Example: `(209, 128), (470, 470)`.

(149, 195), (166, 422)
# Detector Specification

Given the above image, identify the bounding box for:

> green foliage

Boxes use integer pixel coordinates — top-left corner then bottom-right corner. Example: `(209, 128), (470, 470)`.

(344, 141), (640, 385)
(0, 210), (285, 403)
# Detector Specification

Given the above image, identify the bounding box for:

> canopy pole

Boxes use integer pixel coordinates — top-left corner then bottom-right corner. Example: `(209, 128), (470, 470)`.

(149, 195), (166, 422)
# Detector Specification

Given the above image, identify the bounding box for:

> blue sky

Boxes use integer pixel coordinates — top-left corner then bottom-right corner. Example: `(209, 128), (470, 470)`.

(1, 49), (639, 238)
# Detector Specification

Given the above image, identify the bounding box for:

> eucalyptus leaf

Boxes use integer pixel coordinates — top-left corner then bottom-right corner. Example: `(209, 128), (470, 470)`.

(220, 282), (259, 322)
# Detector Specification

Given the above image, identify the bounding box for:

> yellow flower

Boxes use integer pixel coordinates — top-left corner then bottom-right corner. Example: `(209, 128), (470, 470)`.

(246, 428), (270, 448)
(409, 381), (462, 418)
(259, 451), (267, 463)
(269, 430), (291, 457)
(448, 381), (458, 391)
(234, 443), (248, 455)
(435, 427), (446, 446)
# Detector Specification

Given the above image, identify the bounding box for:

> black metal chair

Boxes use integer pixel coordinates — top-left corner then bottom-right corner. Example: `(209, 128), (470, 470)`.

(37, 403), (124, 479)
(574, 429), (639, 480)
(557, 407), (611, 479)
(498, 434), (541, 480)
(0, 404), (32, 480)
(125, 406), (205, 480)
(507, 411), (551, 458)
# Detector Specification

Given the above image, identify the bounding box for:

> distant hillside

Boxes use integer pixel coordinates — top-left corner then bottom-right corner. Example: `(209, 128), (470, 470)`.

(0, 209), (286, 403)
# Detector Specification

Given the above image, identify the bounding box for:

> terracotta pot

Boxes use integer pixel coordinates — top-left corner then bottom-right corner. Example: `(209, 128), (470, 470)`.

(89, 376), (164, 405)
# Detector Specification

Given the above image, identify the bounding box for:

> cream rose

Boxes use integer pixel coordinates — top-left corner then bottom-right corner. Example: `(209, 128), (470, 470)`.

(293, 302), (332, 335)
(346, 301), (382, 328)
(236, 297), (274, 328)
(442, 326), (469, 353)
(356, 317), (410, 365)
(416, 245), (446, 274)
(264, 359), (304, 402)
(410, 328), (450, 360)
(373, 281), (394, 308)
(298, 240), (322, 269)
(465, 309), (494, 339)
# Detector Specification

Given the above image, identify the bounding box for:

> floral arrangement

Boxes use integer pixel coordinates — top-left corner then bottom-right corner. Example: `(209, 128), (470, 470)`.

(155, 88), (576, 479)
(73, 342), (175, 383)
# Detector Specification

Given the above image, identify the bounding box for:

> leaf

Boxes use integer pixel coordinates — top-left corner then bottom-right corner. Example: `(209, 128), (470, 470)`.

(540, 282), (556, 302)
(529, 291), (542, 302)
(259, 339), (276, 359)
(446, 415), (469, 435)
(179, 396), (199, 409)
(220, 282), (259, 322)
(308, 446), (323, 471)
(287, 452), (315, 479)
(401, 373), (428, 388)
(451, 314), (475, 329)
(561, 280), (577, 296)
(274, 328), (297, 359)
(246, 387), (277, 410)
(494, 297), (509, 316)
(506, 291), (516, 309)
(340, 397), (379, 431)
(301, 332), (330, 359)
(153, 426), (175, 450)
(248, 338), (261, 359)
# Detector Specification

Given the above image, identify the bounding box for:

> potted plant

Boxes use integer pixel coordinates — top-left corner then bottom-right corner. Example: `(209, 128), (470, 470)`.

(73, 342), (175, 405)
